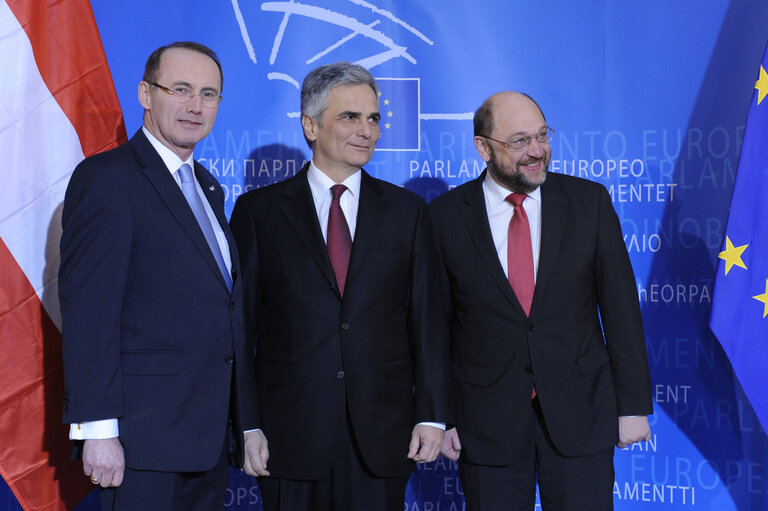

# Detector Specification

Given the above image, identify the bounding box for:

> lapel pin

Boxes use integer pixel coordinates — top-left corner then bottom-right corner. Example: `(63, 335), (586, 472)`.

(209, 185), (215, 191)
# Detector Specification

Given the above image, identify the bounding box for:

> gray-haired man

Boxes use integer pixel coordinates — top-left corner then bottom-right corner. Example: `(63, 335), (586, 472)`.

(230, 62), (451, 511)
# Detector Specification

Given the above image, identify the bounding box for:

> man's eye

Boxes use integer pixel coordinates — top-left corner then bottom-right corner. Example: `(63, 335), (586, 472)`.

(201, 91), (217, 100)
(511, 138), (526, 146)
(173, 87), (191, 95)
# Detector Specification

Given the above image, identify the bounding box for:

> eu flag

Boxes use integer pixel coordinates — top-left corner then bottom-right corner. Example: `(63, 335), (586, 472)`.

(710, 43), (768, 431)
(375, 78), (420, 151)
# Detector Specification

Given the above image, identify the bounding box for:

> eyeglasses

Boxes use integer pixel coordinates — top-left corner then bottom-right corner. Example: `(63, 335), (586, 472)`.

(480, 127), (554, 152)
(146, 81), (222, 107)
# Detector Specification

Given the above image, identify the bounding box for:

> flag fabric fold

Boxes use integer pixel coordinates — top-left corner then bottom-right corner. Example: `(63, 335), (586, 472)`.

(710, 42), (768, 432)
(0, 0), (126, 509)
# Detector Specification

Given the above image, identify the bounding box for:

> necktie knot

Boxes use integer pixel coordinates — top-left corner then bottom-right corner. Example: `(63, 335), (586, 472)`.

(506, 192), (527, 208)
(178, 164), (194, 185)
(331, 184), (347, 201)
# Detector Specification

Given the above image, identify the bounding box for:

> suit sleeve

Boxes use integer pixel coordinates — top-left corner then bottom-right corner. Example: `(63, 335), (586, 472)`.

(594, 186), (653, 416)
(229, 196), (261, 429)
(408, 201), (453, 425)
(60, 159), (131, 424)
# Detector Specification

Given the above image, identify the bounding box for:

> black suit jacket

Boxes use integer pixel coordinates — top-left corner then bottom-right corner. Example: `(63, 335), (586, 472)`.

(230, 165), (451, 479)
(60, 129), (258, 472)
(429, 171), (652, 464)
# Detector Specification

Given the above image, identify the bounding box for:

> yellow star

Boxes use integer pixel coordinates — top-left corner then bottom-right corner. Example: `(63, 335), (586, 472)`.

(718, 236), (748, 275)
(384, 122), (391, 129)
(378, 91), (382, 97)
(383, 99), (390, 105)
(387, 111), (393, 118)
(756, 65), (768, 105)
(753, 279), (768, 318)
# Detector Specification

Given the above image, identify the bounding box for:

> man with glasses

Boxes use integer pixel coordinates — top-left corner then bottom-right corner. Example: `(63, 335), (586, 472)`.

(429, 91), (652, 510)
(59, 42), (267, 510)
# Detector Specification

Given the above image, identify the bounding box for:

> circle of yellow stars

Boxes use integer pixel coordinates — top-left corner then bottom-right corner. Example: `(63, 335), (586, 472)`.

(378, 91), (394, 130)
(718, 236), (768, 318)
(713, 63), (768, 319)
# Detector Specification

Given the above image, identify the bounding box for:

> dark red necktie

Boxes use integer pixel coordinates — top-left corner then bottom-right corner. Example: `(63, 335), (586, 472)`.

(327, 184), (352, 296)
(506, 193), (537, 399)
(506, 193), (535, 316)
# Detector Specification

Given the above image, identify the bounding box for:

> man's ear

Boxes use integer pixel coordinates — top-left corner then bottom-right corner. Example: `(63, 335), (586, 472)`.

(302, 115), (318, 143)
(138, 81), (151, 110)
(474, 136), (491, 163)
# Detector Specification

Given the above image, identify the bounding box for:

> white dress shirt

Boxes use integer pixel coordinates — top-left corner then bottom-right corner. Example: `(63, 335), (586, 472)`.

(482, 174), (542, 280)
(307, 161), (361, 242)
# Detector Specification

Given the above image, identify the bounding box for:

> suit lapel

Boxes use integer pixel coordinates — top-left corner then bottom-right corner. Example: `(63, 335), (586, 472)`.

(345, 170), (388, 287)
(532, 177), (567, 313)
(279, 168), (338, 294)
(130, 131), (228, 291)
(460, 174), (526, 315)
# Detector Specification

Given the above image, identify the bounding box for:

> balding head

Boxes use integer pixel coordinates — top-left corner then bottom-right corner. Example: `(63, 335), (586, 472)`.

(474, 91), (546, 138)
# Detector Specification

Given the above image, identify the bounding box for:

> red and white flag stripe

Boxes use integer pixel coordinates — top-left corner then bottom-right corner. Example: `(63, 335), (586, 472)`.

(0, 0), (125, 509)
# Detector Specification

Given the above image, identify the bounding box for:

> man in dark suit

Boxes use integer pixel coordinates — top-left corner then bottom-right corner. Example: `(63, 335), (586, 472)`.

(429, 91), (653, 510)
(59, 42), (269, 510)
(229, 62), (451, 511)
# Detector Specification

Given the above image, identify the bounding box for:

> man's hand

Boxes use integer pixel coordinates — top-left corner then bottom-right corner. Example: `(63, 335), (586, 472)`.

(439, 427), (462, 461)
(242, 430), (270, 477)
(407, 425), (444, 463)
(617, 416), (651, 448)
(83, 437), (124, 488)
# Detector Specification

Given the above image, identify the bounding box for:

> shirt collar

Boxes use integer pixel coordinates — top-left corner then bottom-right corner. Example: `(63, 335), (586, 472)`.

(307, 161), (362, 203)
(483, 171), (542, 211)
(142, 127), (195, 175)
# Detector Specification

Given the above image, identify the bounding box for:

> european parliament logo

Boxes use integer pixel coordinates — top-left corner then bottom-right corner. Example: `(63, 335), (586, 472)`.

(229, 1), (470, 153)
(375, 78), (420, 151)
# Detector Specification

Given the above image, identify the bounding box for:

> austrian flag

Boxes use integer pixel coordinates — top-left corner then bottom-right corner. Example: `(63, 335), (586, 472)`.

(0, 0), (125, 509)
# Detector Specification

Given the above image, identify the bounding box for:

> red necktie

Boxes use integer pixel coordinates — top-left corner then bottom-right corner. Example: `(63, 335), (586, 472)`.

(327, 184), (352, 296)
(506, 193), (537, 399)
(506, 193), (535, 316)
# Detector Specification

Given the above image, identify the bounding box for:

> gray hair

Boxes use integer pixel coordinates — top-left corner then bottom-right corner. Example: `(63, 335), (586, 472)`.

(300, 62), (379, 122)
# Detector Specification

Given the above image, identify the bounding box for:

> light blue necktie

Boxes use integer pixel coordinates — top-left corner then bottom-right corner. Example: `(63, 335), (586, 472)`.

(178, 164), (233, 291)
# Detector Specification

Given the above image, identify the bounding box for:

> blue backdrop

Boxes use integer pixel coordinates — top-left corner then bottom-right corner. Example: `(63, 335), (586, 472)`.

(3, 1), (768, 509)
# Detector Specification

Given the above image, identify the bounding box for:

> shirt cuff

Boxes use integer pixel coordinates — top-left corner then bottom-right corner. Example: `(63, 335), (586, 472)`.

(70, 419), (119, 440)
(417, 422), (446, 431)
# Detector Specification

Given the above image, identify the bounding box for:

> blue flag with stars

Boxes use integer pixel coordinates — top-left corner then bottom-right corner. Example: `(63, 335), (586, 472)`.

(375, 78), (420, 151)
(710, 43), (768, 432)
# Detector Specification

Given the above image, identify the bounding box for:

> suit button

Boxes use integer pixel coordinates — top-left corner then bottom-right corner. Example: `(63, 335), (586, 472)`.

(336, 371), (345, 379)
(527, 323), (535, 332)
(341, 323), (350, 331)
(224, 356), (234, 365)
(230, 301), (236, 311)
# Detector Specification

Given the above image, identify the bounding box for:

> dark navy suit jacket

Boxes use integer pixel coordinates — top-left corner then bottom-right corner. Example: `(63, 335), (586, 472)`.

(429, 171), (653, 465)
(60, 129), (257, 472)
(230, 165), (451, 479)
